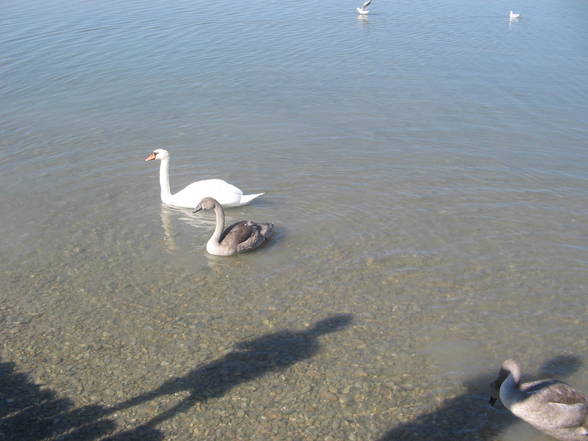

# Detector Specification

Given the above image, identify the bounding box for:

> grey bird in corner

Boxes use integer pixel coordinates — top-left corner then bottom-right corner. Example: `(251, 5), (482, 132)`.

(489, 359), (588, 441)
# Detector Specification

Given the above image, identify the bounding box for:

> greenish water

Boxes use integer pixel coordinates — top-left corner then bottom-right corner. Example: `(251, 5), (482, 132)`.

(1, 0), (587, 439)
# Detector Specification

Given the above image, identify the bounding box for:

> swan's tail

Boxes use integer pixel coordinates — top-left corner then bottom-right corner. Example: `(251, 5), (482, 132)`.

(240, 192), (264, 205)
(260, 222), (273, 240)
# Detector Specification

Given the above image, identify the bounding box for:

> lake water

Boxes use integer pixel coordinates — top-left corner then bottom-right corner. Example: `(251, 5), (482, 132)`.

(1, 0), (587, 439)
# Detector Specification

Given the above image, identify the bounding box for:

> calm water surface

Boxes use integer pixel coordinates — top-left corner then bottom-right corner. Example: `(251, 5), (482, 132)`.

(1, 0), (587, 439)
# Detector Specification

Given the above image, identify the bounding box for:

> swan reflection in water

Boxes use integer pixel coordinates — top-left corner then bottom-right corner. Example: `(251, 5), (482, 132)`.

(357, 13), (370, 31)
(159, 205), (250, 270)
(160, 205), (217, 253)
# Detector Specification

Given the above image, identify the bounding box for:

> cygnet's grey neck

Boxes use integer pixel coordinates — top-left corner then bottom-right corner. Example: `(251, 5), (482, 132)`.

(501, 359), (522, 384)
(209, 202), (226, 244)
(499, 360), (525, 408)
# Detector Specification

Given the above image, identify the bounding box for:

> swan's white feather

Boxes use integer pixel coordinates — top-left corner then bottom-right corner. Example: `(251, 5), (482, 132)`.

(147, 149), (264, 208)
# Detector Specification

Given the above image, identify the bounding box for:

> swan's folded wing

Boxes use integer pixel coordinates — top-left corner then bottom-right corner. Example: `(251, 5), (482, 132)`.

(540, 382), (588, 428)
(183, 179), (243, 195)
(220, 221), (255, 246)
(235, 222), (274, 252)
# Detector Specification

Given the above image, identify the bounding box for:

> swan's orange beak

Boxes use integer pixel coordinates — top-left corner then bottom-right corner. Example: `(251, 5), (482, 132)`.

(145, 153), (157, 161)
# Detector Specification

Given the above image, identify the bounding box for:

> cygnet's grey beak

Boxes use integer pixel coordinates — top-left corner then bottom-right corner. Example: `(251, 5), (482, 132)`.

(193, 207), (202, 213)
(488, 397), (497, 407)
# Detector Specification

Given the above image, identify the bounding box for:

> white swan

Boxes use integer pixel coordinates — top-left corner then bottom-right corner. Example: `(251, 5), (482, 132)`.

(490, 359), (588, 441)
(145, 149), (264, 208)
(357, 0), (373, 15)
(509, 10), (521, 20)
(193, 197), (273, 256)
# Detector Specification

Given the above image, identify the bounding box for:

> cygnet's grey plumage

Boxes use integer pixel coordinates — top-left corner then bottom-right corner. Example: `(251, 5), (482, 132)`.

(489, 359), (588, 441)
(193, 197), (273, 256)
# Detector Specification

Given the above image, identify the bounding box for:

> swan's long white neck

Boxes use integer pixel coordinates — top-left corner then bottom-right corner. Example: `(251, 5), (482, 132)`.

(158, 158), (172, 202)
(207, 203), (226, 250)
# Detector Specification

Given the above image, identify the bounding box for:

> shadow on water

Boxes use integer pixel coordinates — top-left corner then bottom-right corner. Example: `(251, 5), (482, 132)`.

(0, 361), (162, 441)
(375, 355), (582, 441)
(105, 313), (353, 439)
(0, 314), (352, 441)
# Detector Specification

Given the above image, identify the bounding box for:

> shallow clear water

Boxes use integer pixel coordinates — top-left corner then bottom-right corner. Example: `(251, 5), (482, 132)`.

(1, 0), (587, 439)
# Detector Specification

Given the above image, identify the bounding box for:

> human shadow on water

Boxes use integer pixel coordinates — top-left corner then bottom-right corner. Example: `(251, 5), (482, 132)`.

(1, 314), (352, 441)
(0, 361), (162, 441)
(102, 314), (353, 440)
(375, 355), (582, 441)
